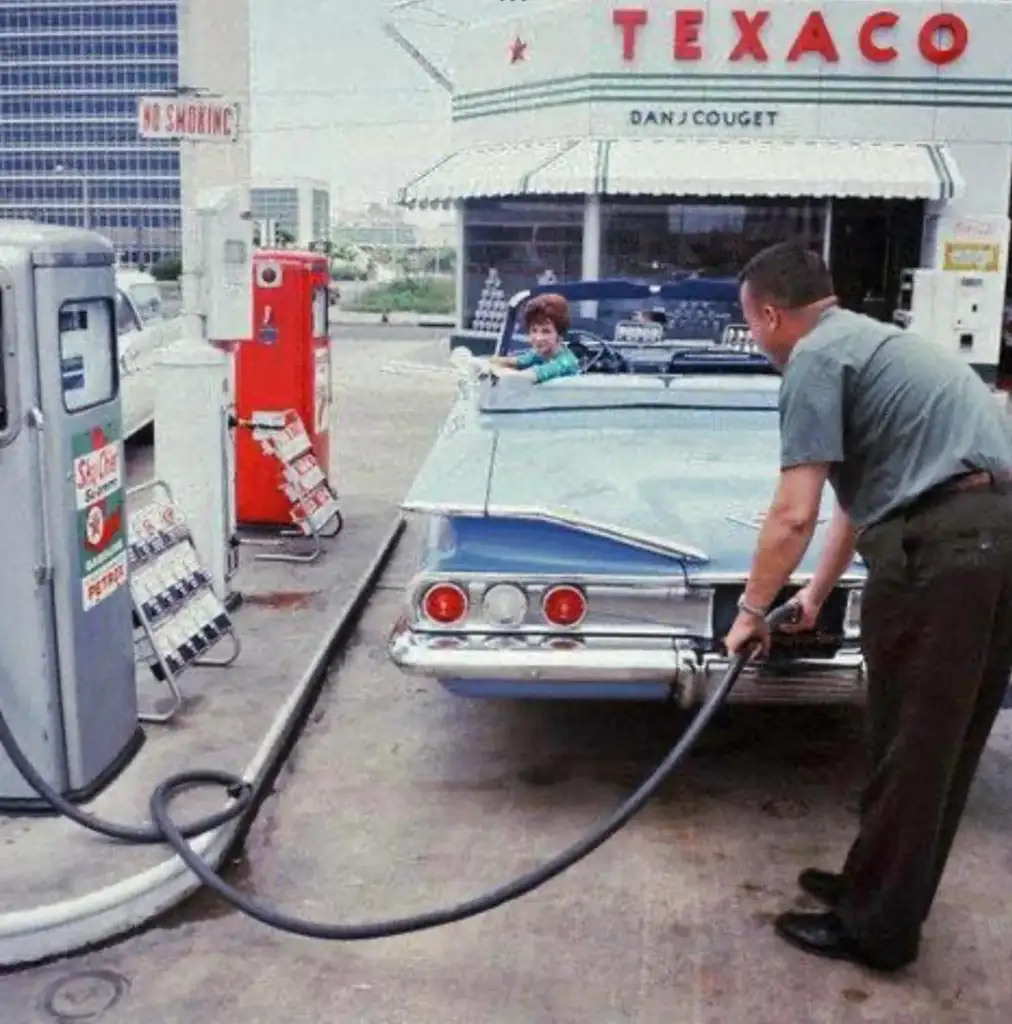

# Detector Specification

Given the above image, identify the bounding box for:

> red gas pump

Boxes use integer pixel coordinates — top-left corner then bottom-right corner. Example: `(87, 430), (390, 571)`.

(235, 250), (335, 529)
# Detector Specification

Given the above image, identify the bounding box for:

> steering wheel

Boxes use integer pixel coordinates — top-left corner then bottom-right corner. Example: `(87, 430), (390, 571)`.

(566, 330), (630, 374)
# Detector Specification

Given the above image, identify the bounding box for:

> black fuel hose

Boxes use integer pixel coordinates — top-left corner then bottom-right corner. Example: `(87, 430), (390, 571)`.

(1, 602), (798, 940)
(0, 713), (252, 843)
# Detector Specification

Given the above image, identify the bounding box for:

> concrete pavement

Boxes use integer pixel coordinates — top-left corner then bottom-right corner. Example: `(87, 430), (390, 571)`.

(3, 335), (1012, 1021)
(5, 549), (1012, 1022)
(0, 334), (457, 968)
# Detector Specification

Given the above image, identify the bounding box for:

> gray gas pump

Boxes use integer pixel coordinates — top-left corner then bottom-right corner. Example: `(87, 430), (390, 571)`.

(0, 222), (142, 811)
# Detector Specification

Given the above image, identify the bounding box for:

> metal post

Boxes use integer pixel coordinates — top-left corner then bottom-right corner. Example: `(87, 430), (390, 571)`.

(454, 200), (466, 329)
(823, 197), (833, 268)
(581, 193), (602, 318)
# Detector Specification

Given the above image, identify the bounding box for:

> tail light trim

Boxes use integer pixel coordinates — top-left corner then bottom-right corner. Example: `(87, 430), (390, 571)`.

(406, 572), (714, 636)
(541, 583), (588, 628)
(420, 581), (469, 625)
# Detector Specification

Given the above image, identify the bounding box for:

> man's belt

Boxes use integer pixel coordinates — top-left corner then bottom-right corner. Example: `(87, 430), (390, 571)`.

(904, 468), (1012, 517)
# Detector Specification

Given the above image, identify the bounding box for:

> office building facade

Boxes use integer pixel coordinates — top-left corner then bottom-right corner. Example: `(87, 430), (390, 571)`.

(252, 178), (331, 248)
(0, 0), (182, 266)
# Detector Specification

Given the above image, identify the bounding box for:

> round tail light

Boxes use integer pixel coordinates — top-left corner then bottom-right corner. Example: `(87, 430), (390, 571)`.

(421, 582), (468, 624)
(542, 584), (587, 627)
(482, 583), (528, 626)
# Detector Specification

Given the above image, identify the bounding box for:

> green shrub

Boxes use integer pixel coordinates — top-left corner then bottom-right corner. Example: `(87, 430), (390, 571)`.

(149, 256), (182, 281)
(347, 277), (454, 314)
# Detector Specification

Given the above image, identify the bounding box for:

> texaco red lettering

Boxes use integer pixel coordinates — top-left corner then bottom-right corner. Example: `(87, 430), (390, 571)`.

(918, 12), (968, 66)
(609, 6), (970, 64)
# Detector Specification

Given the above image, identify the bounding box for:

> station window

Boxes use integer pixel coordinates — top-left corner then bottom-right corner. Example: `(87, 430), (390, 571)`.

(600, 197), (826, 280)
(462, 198), (584, 326)
(59, 299), (117, 413)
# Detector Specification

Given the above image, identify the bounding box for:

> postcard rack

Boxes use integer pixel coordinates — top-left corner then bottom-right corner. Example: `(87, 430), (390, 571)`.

(126, 479), (241, 724)
(233, 409), (343, 563)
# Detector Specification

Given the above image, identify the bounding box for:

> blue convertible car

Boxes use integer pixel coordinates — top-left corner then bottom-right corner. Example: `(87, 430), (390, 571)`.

(388, 278), (866, 705)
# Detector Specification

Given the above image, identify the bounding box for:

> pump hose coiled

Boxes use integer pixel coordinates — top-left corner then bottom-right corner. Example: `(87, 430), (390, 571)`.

(0, 603), (799, 940)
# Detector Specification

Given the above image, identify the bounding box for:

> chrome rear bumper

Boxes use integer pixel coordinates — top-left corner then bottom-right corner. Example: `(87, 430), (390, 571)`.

(388, 622), (866, 705)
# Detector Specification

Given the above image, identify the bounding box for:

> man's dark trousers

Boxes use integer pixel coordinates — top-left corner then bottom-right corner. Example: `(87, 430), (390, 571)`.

(838, 484), (1012, 966)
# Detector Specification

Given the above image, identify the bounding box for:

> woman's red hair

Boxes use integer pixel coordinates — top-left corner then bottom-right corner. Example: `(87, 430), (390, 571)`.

(523, 292), (571, 334)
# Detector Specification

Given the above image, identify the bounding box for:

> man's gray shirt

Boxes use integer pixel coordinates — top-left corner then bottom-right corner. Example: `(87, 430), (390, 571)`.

(778, 306), (1012, 530)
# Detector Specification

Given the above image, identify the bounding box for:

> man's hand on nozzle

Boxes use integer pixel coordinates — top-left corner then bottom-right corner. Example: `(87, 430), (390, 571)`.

(779, 585), (823, 633)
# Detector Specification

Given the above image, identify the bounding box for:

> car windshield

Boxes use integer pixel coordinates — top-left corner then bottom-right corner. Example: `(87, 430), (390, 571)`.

(128, 282), (165, 324)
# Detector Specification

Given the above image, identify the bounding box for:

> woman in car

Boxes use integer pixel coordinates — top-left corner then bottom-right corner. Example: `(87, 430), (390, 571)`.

(490, 292), (580, 383)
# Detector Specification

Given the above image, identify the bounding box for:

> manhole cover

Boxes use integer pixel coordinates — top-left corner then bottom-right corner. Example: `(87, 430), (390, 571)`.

(41, 969), (130, 1021)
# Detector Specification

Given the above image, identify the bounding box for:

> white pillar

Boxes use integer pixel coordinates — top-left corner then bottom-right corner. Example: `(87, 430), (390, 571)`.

(155, 0), (250, 603)
(822, 198), (833, 268)
(454, 201), (466, 329)
(176, 0), (251, 340)
(581, 193), (602, 318)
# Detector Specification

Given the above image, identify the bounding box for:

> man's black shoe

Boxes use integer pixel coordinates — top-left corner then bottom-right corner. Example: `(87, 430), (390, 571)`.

(798, 867), (843, 906)
(773, 911), (914, 973)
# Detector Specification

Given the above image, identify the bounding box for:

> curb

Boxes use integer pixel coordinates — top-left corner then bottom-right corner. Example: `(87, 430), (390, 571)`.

(0, 517), (406, 969)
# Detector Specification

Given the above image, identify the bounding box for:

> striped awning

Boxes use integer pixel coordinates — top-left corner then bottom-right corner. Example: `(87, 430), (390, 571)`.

(396, 139), (601, 208)
(398, 138), (963, 207)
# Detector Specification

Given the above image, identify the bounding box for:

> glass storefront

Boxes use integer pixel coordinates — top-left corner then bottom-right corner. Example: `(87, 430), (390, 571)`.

(462, 195), (826, 326)
(601, 197), (826, 280)
(828, 198), (922, 314)
(463, 199), (583, 326)
(460, 194), (920, 328)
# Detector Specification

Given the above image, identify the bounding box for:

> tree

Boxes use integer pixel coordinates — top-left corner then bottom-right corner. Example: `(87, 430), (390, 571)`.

(149, 256), (182, 281)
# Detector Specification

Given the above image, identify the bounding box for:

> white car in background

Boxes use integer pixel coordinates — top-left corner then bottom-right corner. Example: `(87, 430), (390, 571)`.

(115, 268), (184, 438)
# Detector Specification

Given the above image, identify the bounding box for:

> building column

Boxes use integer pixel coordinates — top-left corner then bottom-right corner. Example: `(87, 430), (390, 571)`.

(155, 0), (251, 604)
(822, 198), (834, 268)
(582, 193), (602, 278)
(454, 200), (466, 329)
(176, 0), (251, 338)
(581, 194), (602, 317)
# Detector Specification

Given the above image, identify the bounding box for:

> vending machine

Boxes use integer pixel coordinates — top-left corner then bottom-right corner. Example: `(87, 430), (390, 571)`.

(893, 267), (1004, 372)
(234, 250), (333, 527)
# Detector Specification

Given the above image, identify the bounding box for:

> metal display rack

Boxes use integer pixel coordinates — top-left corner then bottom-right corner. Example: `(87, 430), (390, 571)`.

(126, 480), (241, 724)
(234, 409), (343, 563)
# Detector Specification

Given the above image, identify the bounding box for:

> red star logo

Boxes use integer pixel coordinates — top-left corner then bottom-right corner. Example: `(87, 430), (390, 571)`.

(509, 36), (527, 63)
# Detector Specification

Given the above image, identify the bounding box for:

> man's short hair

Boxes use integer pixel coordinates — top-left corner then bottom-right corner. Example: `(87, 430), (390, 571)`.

(738, 241), (835, 310)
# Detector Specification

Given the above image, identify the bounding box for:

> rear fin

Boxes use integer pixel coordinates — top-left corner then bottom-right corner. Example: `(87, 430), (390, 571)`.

(400, 397), (495, 514)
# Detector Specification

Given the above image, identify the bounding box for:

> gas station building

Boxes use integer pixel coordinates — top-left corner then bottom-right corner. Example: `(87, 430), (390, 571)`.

(398, 0), (1012, 380)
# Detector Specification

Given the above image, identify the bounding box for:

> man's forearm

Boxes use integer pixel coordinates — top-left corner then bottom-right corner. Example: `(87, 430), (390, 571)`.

(742, 510), (817, 611)
(808, 503), (857, 605)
